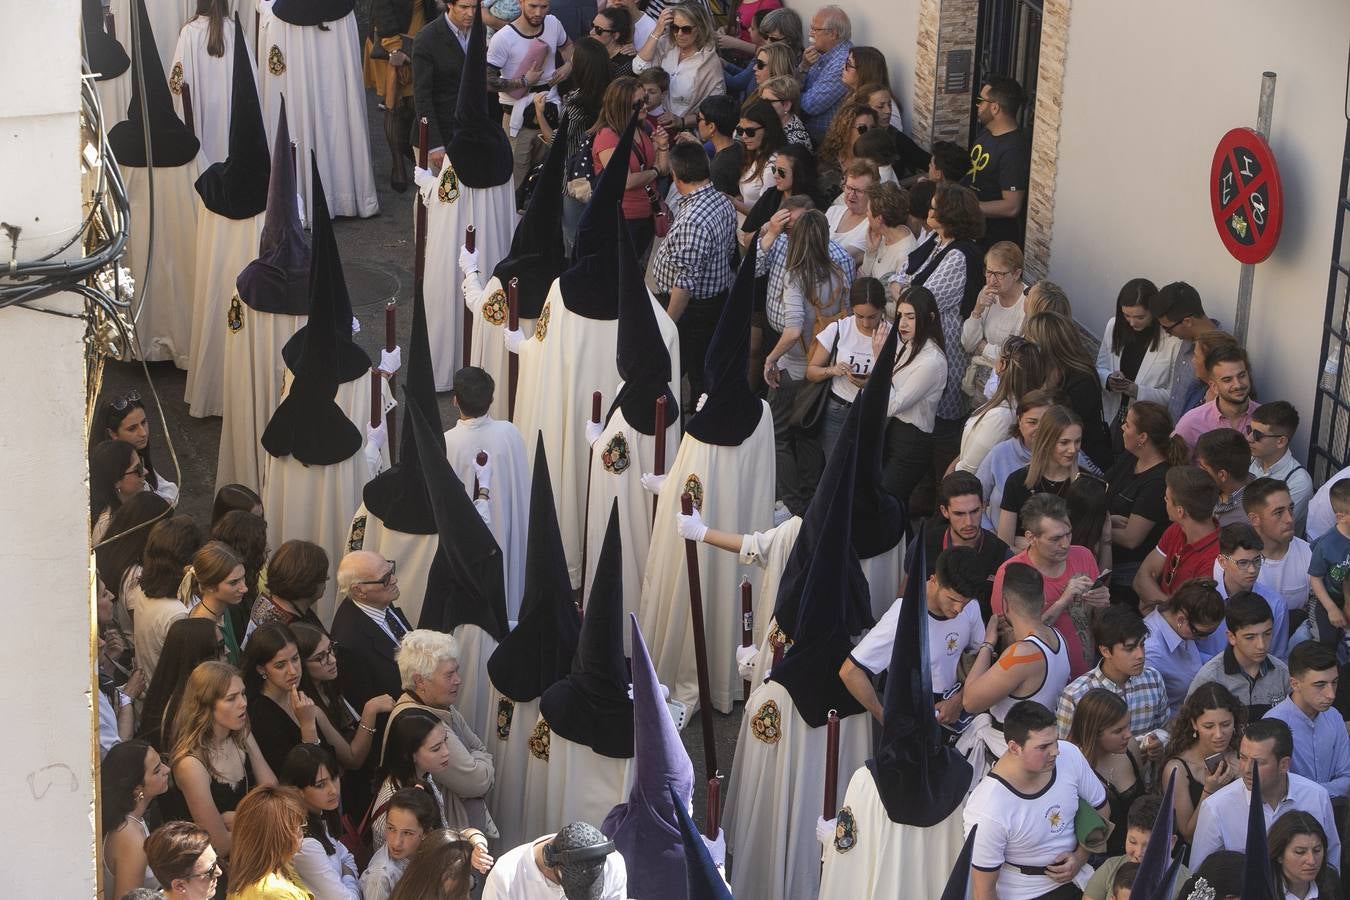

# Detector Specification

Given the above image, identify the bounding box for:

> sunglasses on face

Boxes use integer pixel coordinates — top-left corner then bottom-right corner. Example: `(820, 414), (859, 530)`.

(669, 23), (695, 34)
(590, 23), (616, 34)
(855, 124), (870, 134)
(773, 166), (789, 178)
(735, 125), (761, 138)
(754, 58), (768, 69)
(1247, 427), (1284, 443)
(356, 560), (397, 587)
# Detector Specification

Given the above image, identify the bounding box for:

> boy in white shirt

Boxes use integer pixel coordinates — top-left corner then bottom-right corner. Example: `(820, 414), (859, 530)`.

(485, 0), (573, 186)
(1245, 476), (1313, 625)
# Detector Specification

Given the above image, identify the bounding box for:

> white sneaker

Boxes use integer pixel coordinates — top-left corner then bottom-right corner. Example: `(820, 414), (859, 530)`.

(772, 500), (791, 526)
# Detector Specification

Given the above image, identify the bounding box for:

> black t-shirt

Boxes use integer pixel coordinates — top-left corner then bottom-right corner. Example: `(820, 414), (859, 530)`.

(964, 127), (1030, 246)
(923, 515), (1012, 621)
(708, 142), (745, 198)
(1104, 455), (1170, 566)
(999, 466), (1072, 536)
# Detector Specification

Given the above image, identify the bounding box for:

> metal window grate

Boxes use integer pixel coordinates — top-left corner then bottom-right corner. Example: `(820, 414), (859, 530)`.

(1308, 123), (1350, 483)
(970, 0), (1043, 146)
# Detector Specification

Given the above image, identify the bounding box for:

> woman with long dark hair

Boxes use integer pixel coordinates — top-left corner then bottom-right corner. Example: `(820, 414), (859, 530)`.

(538, 36), (612, 249)
(242, 624), (327, 774)
(99, 390), (177, 504)
(1096, 278), (1182, 448)
(387, 828), (490, 900)
(102, 739), (172, 899)
(1161, 681), (1243, 842)
(138, 617), (225, 752)
(733, 100), (786, 218)
(212, 483), (263, 524)
(817, 104), (879, 198)
(1269, 811), (1341, 900)
(364, 0), (434, 191)
(293, 623), (394, 775)
(133, 516), (204, 680)
(880, 285), (948, 505)
(1024, 310), (1114, 471)
(279, 744), (361, 898)
(211, 509), (268, 629)
(589, 7), (637, 77)
(97, 491), (172, 627)
(806, 277), (887, 458)
(370, 710), (455, 850)
(170, 0), (235, 165)
(91, 439), (146, 543)
(1066, 474), (1111, 571)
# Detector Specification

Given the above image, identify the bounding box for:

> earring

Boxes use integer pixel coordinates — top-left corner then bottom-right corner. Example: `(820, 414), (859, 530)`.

(133, 788), (145, 804)
(1191, 729), (1198, 739)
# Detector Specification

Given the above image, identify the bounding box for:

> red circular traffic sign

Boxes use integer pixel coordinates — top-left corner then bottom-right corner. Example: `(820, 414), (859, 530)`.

(1209, 127), (1283, 264)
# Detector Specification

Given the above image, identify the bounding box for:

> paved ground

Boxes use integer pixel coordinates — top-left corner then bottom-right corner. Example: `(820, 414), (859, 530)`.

(98, 87), (744, 832)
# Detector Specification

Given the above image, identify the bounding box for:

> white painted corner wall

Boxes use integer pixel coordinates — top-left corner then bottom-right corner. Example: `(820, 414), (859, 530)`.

(0, 0), (100, 895)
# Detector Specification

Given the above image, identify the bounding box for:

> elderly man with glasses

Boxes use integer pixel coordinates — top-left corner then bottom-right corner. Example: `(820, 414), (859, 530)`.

(330, 550), (412, 710)
(798, 5), (851, 142)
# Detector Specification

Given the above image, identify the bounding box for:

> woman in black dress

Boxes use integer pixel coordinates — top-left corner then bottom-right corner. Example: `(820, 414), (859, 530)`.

(1067, 689), (1143, 858)
(1160, 683), (1243, 845)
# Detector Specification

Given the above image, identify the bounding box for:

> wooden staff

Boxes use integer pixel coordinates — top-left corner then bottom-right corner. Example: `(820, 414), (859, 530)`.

(507, 277), (519, 419)
(414, 119), (429, 283)
(652, 395), (667, 526)
(181, 82), (194, 135)
(823, 709), (840, 820)
(579, 390), (602, 601)
(369, 368), (382, 428)
(384, 300), (397, 460)
(771, 635), (784, 670)
(681, 491), (718, 779)
(706, 773), (721, 839)
(740, 577), (752, 700)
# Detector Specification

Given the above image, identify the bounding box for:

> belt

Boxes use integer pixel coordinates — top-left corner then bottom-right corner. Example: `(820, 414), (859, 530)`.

(827, 393), (850, 405)
(1010, 864), (1049, 876)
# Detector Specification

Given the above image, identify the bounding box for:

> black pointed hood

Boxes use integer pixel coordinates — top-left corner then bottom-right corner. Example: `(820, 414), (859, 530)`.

(280, 160), (371, 381)
(236, 97), (311, 313)
(83, 0), (130, 81)
(609, 204), (678, 436)
(1239, 765), (1276, 900)
(486, 437), (581, 701)
(447, 0), (512, 188)
(260, 156), (364, 465)
(107, 0), (200, 167)
(408, 401), (510, 639)
(195, 15), (270, 219)
(361, 282), (440, 533)
(769, 398), (867, 727)
(685, 239), (762, 446)
(538, 505), (634, 758)
(865, 523), (973, 824)
(491, 116), (568, 320)
(271, 0), (355, 25)
(557, 107), (640, 319)
(939, 827), (978, 900)
(852, 321), (905, 558)
(671, 785), (732, 900)
(1132, 771), (1184, 900)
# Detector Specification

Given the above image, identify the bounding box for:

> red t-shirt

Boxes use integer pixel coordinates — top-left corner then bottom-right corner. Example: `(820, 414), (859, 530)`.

(991, 545), (1100, 677)
(592, 127), (656, 221)
(1155, 522), (1221, 594)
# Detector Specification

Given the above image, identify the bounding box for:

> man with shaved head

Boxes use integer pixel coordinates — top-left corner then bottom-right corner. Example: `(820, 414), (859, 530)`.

(330, 549), (412, 708)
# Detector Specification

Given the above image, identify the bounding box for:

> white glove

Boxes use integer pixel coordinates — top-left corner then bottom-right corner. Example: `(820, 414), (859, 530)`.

(380, 346), (402, 376)
(351, 316), (362, 335)
(641, 472), (666, 495)
(695, 393), (708, 412)
(677, 508), (708, 542)
(296, 193), (307, 229)
(462, 269), (486, 307)
(459, 244), (480, 275)
(473, 497), (491, 524)
(364, 422), (387, 477)
(473, 456), (492, 494)
(701, 828), (726, 868)
(736, 644), (758, 681)
(585, 419), (604, 447)
(413, 166), (437, 203)
(816, 816), (836, 852)
(504, 328), (526, 354)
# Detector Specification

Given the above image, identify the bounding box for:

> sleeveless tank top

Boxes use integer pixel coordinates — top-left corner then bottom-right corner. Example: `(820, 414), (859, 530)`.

(990, 628), (1071, 722)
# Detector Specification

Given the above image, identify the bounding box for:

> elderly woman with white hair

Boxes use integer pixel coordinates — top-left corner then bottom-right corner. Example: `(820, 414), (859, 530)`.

(384, 630), (498, 837)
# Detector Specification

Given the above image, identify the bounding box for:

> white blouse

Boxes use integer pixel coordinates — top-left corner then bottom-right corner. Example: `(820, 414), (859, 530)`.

(888, 340), (948, 432)
(631, 43), (725, 117)
(960, 289), (1026, 365)
(291, 827), (361, 900)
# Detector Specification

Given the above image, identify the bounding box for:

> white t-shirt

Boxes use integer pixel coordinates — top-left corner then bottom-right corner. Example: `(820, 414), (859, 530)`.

(486, 16), (568, 107)
(964, 741), (1107, 900)
(1257, 536), (1313, 614)
(825, 204), (869, 258)
(482, 837), (628, 900)
(849, 594), (984, 693)
(633, 12), (656, 46)
(815, 316), (877, 403)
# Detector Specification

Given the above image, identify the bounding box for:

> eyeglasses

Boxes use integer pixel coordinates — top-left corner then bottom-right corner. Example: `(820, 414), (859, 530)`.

(773, 166), (789, 178)
(124, 462), (147, 477)
(189, 861), (223, 881)
(753, 58), (768, 70)
(308, 643), (339, 665)
(986, 269), (1015, 279)
(1190, 621), (1220, 640)
(1221, 554), (1265, 572)
(975, 95), (993, 106)
(669, 23), (695, 34)
(762, 95), (785, 105)
(735, 125), (761, 138)
(590, 23), (617, 34)
(356, 560), (397, 587)
(843, 59), (856, 70)
(109, 390), (142, 411)
(1246, 427), (1285, 443)
(843, 184), (865, 196)
(855, 124), (870, 134)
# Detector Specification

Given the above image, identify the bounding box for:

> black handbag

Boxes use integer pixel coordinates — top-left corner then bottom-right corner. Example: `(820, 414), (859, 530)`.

(786, 330), (840, 431)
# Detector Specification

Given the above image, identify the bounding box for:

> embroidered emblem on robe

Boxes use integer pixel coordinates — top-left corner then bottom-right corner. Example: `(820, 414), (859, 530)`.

(267, 45), (285, 75)
(347, 515), (366, 552)
(601, 433), (630, 474)
(496, 698), (514, 740)
(169, 62), (184, 94)
(682, 474), (704, 512)
(834, 807), (857, 853)
(482, 289), (507, 326)
(437, 165), (459, 203)
(750, 700), (781, 744)
(535, 301), (550, 341)
(528, 718), (551, 760)
(227, 295), (243, 333)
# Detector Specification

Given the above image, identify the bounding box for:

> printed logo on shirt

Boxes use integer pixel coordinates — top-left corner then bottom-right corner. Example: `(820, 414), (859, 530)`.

(968, 145), (991, 184)
(481, 289), (507, 326)
(1045, 804), (1066, 833)
(944, 632), (960, 655)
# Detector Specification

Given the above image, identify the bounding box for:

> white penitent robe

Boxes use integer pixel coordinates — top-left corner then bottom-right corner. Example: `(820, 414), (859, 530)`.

(722, 680), (872, 900)
(860, 542), (904, 623)
(216, 304), (304, 492)
(417, 166), (516, 391)
(450, 624), (498, 754)
(638, 408), (776, 713)
(817, 767), (969, 900)
(123, 162), (202, 366)
(739, 517), (802, 691)
(443, 416), (530, 623)
(345, 503), (438, 628)
(96, 0), (132, 127)
(582, 405), (678, 648)
(170, 15), (249, 166)
(146, 0), (195, 76)
(481, 689), (540, 852)
(263, 372), (385, 624)
(522, 729), (635, 839)
(256, 4), (378, 219)
(185, 209), (263, 418)
(513, 285), (681, 589)
(462, 273), (534, 421)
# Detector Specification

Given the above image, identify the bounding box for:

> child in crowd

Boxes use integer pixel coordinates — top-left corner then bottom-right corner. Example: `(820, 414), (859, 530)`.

(360, 787), (441, 900)
(638, 67), (671, 131)
(1081, 795), (1190, 900)
(1309, 478), (1350, 648)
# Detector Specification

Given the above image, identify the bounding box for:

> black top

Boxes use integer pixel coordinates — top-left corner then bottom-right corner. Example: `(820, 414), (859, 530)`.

(921, 519), (1011, 621)
(1100, 752), (1144, 857)
(371, 0), (434, 35)
(608, 52), (635, 79)
(159, 760), (252, 822)
(412, 15), (467, 151)
(708, 143), (744, 197)
(1060, 369), (1114, 471)
(1105, 455), (1170, 567)
(1170, 756), (1206, 811)
(1000, 467), (1072, 535)
(249, 693), (334, 775)
(1117, 328), (1150, 383)
(963, 126), (1030, 247)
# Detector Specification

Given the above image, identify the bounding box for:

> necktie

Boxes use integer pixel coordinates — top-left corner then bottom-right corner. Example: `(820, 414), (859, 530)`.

(385, 609), (407, 642)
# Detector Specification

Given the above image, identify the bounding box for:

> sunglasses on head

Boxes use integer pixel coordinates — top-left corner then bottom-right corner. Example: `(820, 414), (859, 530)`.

(669, 23), (695, 34)
(735, 125), (761, 138)
(109, 390), (142, 412)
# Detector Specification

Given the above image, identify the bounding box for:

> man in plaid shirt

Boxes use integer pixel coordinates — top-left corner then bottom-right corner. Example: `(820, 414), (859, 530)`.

(650, 143), (737, 401)
(1055, 606), (1169, 757)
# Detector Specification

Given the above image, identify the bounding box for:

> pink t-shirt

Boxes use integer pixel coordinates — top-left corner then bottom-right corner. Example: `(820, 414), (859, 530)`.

(592, 127), (656, 221)
(990, 545), (1100, 677)
(734, 0), (783, 39)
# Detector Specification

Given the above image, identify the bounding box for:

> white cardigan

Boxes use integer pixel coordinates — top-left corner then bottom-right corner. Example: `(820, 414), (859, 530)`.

(1095, 317), (1182, 424)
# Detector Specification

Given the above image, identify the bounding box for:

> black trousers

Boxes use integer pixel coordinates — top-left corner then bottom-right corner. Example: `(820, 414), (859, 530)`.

(881, 418), (934, 507)
(766, 371), (825, 515)
(677, 291), (727, 403)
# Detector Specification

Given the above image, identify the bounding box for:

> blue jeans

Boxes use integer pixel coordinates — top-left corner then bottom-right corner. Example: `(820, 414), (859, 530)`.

(821, 393), (851, 461)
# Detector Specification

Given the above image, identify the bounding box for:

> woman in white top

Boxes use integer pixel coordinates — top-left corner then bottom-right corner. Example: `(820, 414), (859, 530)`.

(632, 3), (725, 123)
(733, 100), (786, 219)
(1095, 277), (1181, 440)
(858, 181), (916, 284)
(954, 336), (1044, 478)
(102, 739), (171, 900)
(880, 285), (948, 504)
(825, 158), (877, 262)
(960, 240), (1027, 397)
(807, 277), (887, 459)
(280, 744), (362, 899)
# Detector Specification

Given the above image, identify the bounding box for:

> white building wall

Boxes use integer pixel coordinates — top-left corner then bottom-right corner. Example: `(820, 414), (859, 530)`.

(1048, 1), (1350, 458)
(0, 0), (100, 894)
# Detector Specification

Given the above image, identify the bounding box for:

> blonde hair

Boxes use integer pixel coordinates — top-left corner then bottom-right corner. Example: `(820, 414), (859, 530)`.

(227, 786), (308, 892)
(170, 661), (248, 775)
(178, 540), (243, 605)
(756, 74), (801, 116)
(665, 2), (715, 51)
(1024, 404), (1082, 488)
(985, 240), (1024, 273)
(754, 43), (797, 82)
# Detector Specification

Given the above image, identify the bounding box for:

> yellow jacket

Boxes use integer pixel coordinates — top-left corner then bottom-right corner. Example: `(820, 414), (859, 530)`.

(227, 869), (315, 900)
